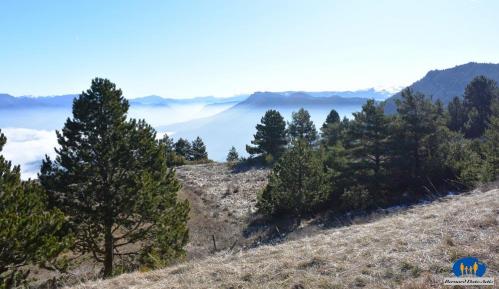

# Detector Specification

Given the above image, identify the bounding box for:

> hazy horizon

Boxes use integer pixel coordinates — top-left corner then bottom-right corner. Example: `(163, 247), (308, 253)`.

(1, 87), (398, 100)
(0, 103), (362, 179)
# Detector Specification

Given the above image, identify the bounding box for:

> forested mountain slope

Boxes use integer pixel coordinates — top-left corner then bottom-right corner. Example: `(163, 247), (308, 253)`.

(385, 62), (499, 112)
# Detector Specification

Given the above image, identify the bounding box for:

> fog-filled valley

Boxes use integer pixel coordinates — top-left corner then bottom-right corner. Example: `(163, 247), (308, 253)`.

(0, 91), (380, 179)
(4, 62), (499, 181)
(164, 104), (361, 162)
(0, 102), (233, 178)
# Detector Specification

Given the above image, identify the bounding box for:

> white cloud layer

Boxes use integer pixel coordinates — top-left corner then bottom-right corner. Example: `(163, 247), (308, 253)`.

(2, 128), (58, 179)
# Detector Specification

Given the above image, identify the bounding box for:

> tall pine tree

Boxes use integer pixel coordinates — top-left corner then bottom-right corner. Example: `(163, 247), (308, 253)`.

(463, 76), (498, 138)
(288, 108), (318, 145)
(447, 96), (468, 132)
(347, 100), (390, 198)
(39, 78), (189, 277)
(321, 109), (343, 146)
(174, 138), (192, 160)
(392, 88), (443, 192)
(246, 109), (287, 161)
(484, 98), (499, 177)
(191, 136), (208, 161)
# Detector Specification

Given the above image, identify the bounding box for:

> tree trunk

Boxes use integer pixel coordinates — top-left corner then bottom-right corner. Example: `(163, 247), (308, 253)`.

(103, 225), (114, 278)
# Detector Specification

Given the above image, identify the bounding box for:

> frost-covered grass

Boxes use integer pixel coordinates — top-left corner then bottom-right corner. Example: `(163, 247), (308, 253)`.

(176, 163), (270, 259)
(67, 186), (498, 289)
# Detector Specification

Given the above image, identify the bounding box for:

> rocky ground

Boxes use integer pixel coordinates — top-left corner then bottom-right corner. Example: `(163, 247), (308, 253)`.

(175, 163), (270, 259)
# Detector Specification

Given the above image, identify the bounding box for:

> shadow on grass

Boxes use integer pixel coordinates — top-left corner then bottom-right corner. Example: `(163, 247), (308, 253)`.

(241, 181), (499, 250)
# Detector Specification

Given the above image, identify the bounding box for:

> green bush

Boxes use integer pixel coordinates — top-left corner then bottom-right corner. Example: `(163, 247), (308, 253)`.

(441, 136), (492, 188)
(340, 185), (373, 211)
(226, 146), (239, 163)
(257, 140), (328, 216)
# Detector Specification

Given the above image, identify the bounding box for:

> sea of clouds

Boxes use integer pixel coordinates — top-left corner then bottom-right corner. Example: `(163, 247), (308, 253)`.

(2, 101), (361, 179)
(2, 128), (58, 179)
(1, 103), (233, 179)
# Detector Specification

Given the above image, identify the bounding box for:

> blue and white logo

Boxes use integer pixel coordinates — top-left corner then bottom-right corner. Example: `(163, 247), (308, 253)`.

(452, 257), (487, 277)
(444, 257), (494, 286)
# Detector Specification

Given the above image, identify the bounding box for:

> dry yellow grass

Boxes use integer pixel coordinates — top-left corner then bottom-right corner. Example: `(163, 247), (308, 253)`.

(67, 188), (498, 289)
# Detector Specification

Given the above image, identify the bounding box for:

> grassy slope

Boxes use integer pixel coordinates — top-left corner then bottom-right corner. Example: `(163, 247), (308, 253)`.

(28, 163), (270, 287)
(67, 187), (498, 289)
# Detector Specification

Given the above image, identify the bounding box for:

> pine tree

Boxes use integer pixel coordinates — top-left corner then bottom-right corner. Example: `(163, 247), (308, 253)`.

(159, 134), (184, 166)
(347, 100), (390, 198)
(174, 138), (192, 160)
(246, 109), (287, 161)
(39, 78), (189, 277)
(324, 109), (340, 126)
(447, 96), (468, 132)
(321, 109), (343, 146)
(226, 146), (239, 162)
(392, 88), (443, 192)
(463, 76), (498, 138)
(1, 130), (70, 288)
(323, 142), (351, 204)
(257, 140), (328, 216)
(191, 136), (208, 161)
(484, 98), (499, 177)
(438, 130), (489, 188)
(288, 108), (318, 145)
(161, 133), (175, 152)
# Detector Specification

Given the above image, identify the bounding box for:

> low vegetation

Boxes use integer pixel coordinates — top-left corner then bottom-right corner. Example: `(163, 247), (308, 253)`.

(160, 134), (211, 167)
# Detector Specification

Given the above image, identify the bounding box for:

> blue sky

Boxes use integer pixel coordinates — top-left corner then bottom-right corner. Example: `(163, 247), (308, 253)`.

(1, 0), (498, 98)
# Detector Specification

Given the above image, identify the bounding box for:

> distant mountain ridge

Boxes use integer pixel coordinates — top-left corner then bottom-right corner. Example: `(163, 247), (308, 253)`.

(279, 88), (393, 100)
(0, 93), (248, 108)
(0, 94), (77, 108)
(235, 91), (368, 108)
(129, 95), (250, 106)
(0, 89), (390, 109)
(384, 62), (499, 113)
